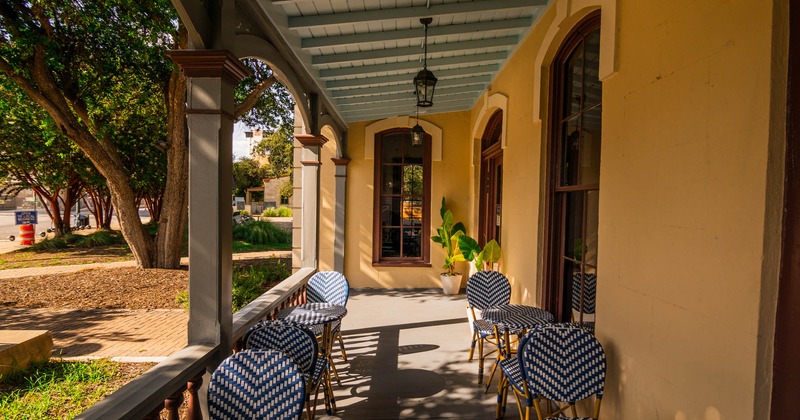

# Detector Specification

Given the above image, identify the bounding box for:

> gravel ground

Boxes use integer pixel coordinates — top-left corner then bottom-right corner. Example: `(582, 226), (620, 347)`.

(0, 267), (188, 309)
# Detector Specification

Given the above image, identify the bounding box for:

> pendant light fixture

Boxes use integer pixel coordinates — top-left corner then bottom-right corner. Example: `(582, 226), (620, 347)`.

(412, 105), (425, 146)
(414, 17), (437, 108)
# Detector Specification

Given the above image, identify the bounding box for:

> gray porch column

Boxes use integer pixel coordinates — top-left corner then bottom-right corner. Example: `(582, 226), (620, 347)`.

(331, 158), (350, 272)
(168, 51), (250, 364)
(295, 134), (328, 270)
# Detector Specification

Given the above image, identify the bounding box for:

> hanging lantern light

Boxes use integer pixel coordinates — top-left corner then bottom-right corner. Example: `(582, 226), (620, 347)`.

(414, 18), (437, 108)
(412, 106), (425, 146)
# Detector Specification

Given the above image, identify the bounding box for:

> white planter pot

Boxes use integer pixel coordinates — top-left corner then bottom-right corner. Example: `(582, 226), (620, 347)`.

(440, 273), (462, 295)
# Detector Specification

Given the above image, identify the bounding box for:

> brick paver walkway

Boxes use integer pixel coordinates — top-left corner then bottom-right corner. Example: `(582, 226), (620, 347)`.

(0, 251), (290, 361)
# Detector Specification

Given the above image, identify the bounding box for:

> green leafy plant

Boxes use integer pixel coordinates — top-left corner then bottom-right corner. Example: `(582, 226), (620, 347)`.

(232, 220), (291, 245)
(30, 237), (68, 251)
(261, 206), (293, 217)
(458, 236), (502, 272)
(431, 197), (467, 275)
(74, 231), (123, 248)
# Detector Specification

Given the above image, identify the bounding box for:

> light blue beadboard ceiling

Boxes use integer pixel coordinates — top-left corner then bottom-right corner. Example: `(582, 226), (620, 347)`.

(256, 0), (550, 124)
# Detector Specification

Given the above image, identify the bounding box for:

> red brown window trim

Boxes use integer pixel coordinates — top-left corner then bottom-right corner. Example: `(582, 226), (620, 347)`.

(372, 128), (431, 266)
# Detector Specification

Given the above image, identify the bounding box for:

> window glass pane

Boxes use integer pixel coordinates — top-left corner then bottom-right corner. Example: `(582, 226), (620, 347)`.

(563, 191), (584, 262)
(381, 228), (401, 257)
(402, 198), (423, 226)
(584, 190), (599, 267)
(560, 117), (581, 187)
(403, 165), (423, 195)
(563, 42), (584, 118)
(383, 165), (403, 195)
(403, 228), (422, 258)
(381, 196), (401, 227)
(381, 133), (404, 163)
(579, 104), (602, 185)
(584, 30), (601, 109)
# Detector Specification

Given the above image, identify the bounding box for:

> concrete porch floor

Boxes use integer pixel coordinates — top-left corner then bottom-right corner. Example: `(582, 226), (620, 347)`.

(319, 289), (523, 420)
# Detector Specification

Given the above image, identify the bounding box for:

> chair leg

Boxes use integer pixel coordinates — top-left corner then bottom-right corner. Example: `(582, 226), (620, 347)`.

(336, 331), (348, 362)
(328, 355), (342, 386)
(495, 374), (507, 419)
(468, 331), (478, 361)
(477, 337), (485, 384)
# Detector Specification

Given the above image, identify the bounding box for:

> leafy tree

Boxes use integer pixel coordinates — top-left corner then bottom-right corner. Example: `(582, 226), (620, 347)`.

(0, 2), (294, 268)
(252, 126), (294, 179)
(232, 158), (268, 198)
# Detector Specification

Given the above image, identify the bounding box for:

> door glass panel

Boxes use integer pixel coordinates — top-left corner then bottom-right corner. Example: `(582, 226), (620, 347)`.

(584, 190), (600, 267)
(381, 133), (404, 163)
(403, 165), (423, 195)
(381, 197), (401, 227)
(381, 228), (400, 257)
(563, 42), (584, 118)
(405, 134), (423, 163)
(580, 104), (602, 185)
(403, 228), (422, 258)
(402, 198), (423, 226)
(562, 191), (585, 262)
(560, 117), (581, 187)
(383, 165), (402, 194)
(584, 30), (602, 109)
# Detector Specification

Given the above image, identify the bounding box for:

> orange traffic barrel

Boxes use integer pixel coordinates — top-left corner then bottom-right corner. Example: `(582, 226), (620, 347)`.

(19, 223), (35, 245)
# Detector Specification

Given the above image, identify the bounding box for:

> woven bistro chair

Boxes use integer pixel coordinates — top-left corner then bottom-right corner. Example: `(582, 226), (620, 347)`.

(306, 271), (350, 363)
(571, 273), (597, 333)
(244, 320), (333, 418)
(208, 349), (306, 420)
(465, 270), (516, 387)
(496, 324), (606, 420)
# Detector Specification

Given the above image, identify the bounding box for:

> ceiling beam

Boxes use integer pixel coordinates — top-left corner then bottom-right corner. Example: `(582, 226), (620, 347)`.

(343, 101), (476, 122)
(337, 92), (480, 109)
(287, 0), (546, 29)
(331, 75), (491, 98)
(325, 64), (498, 89)
(311, 36), (517, 65)
(334, 84), (485, 105)
(301, 18), (532, 49)
(318, 51), (508, 78)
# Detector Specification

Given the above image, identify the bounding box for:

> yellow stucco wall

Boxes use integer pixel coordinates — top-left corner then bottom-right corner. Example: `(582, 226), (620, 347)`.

(461, 0), (784, 418)
(344, 111), (472, 289)
(336, 0), (784, 416)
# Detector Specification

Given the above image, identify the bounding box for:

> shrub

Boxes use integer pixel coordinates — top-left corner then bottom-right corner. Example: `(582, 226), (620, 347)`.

(232, 220), (290, 245)
(262, 206), (293, 217)
(74, 231), (122, 248)
(31, 237), (68, 251)
(240, 209), (250, 216)
(176, 261), (291, 312)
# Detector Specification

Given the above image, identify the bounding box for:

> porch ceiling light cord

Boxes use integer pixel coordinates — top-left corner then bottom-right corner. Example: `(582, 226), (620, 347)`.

(414, 17), (437, 108)
(412, 105), (425, 146)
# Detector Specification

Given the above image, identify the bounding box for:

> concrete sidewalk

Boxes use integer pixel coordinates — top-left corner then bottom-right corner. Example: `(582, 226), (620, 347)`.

(0, 251), (290, 361)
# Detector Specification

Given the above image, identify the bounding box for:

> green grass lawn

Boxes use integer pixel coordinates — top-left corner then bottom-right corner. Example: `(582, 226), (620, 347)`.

(0, 360), (153, 420)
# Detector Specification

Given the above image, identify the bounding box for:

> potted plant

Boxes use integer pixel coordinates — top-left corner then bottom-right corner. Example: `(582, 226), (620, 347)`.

(431, 197), (467, 294)
(458, 236), (502, 273)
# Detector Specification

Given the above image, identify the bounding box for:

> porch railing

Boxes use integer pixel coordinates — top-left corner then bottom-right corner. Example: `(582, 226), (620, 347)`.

(76, 267), (314, 420)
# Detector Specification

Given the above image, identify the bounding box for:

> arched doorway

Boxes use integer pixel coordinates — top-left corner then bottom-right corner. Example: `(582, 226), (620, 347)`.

(478, 111), (504, 247)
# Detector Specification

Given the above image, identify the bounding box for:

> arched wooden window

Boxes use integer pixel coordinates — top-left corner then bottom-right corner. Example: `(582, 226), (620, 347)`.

(544, 12), (602, 330)
(372, 129), (431, 265)
(479, 111), (503, 247)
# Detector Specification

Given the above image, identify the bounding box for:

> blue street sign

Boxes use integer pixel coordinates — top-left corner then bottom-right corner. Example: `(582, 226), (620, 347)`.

(15, 210), (38, 225)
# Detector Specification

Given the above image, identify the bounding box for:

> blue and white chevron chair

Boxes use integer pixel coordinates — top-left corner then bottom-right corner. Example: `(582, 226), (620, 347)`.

(244, 320), (333, 418)
(307, 271), (350, 364)
(571, 273), (597, 333)
(496, 323), (606, 420)
(208, 349), (306, 420)
(466, 270), (514, 387)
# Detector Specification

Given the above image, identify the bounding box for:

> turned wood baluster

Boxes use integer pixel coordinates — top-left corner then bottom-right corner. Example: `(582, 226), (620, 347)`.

(187, 376), (203, 420)
(164, 384), (187, 420)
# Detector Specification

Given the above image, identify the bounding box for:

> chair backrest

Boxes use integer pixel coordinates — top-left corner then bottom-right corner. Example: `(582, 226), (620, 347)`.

(519, 324), (606, 404)
(208, 349), (305, 420)
(307, 270), (349, 306)
(465, 270), (511, 310)
(571, 273), (597, 314)
(243, 320), (318, 375)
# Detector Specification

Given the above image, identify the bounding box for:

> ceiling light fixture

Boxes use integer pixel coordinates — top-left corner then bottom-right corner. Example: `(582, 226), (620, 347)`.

(412, 106), (425, 146)
(414, 17), (437, 108)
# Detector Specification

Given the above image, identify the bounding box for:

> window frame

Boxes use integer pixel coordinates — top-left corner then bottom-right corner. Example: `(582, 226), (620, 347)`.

(372, 128), (432, 267)
(543, 12), (602, 324)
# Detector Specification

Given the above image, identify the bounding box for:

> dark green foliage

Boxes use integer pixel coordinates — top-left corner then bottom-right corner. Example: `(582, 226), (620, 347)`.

(30, 237), (68, 251)
(232, 262), (291, 312)
(232, 220), (290, 245)
(232, 158), (268, 197)
(74, 231), (123, 248)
